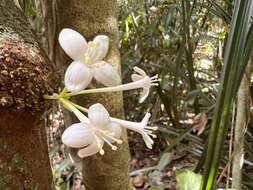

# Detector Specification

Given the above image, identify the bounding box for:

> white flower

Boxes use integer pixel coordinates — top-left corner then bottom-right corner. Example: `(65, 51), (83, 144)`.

(131, 67), (159, 103)
(110, 112), (157, 149)
(61, 103), (123, 158)
(67, 67), (160, 103)
(61, 101), (157, 158)
(59, 28), (121, 92)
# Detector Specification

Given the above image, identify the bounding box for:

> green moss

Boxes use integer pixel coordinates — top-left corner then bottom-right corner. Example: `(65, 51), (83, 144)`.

(10, 153), (27, 172)
(0, 0), (37, 44)
(0, 175), (12, 189)
(0, 139), (7, 151)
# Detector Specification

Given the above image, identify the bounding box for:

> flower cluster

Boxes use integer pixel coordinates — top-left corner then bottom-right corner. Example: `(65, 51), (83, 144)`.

(45, 28), (160, 158)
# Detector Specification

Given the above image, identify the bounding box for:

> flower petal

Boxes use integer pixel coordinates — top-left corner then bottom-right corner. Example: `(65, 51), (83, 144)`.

(62, 123), (94, 148)
(64, 61), (93, 92)
(78, 136), (104, 158)
(92, 61), (121, 86)
(59, 28), (87, 61)
(92, 35), (109, 62)
(133, 66), (147, 76)
(139, 112), (153, 148)
(141, 133), (154, 149)
(139, 88), (150, 103)
(141, 112), (151, 124)
(106, 122), (122, 142)
(88, 103), (110, 127)
(131, 73), (143, 82)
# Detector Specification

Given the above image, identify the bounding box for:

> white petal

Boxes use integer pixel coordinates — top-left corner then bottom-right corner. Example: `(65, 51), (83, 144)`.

(64, 61), (93, 92)
(131, 73), (143, 82)
(92, 35), (109, 62)
(141, 133), (154, 149)
(139, 88), (150, 103)
(141, 112), (151, 124)
(133, 66), (147, 76)
(59, 28), (87, 61)
(140, 112), (153, 148)
(78, 136), (103, 158)
(88, 103), (110, 127)
(106, 122), (122, 142)
(92, 61), (121, 86)
(109, 113), (154, 149)
(62, 123), (94, 148)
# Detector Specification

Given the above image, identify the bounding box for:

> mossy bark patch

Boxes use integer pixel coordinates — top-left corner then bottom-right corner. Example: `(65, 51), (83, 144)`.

(0, 38), (58, 112)
(0, 0), (59, 113)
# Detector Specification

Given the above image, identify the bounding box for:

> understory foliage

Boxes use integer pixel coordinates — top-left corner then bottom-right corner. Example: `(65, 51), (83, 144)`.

(18, 0), (253, 189)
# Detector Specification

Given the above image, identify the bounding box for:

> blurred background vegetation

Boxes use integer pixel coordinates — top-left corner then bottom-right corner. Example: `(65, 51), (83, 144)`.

(16, 0), (253, 189)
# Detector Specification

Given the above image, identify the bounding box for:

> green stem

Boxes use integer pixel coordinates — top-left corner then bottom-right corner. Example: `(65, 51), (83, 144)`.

(70, 102), (89, 112)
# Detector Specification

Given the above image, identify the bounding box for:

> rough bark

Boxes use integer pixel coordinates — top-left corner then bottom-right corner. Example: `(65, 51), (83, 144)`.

(232, 59), (251, 190)
(0, 0), (58, 189)
(55, 0), (131, 189)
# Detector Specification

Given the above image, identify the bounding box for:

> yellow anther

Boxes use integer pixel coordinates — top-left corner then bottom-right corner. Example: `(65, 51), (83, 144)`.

(103, 130), (110, 135)
(112, 146), (117, 150)
(99, 149), (105, 155)
(116, 139), (123, 144)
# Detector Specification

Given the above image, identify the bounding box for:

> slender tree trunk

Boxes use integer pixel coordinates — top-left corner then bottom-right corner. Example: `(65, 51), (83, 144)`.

(0, 1), (57, 189)
(55, 0), (131, 189)
(232, 59), (251, 190)
(40, 0), (57, 61)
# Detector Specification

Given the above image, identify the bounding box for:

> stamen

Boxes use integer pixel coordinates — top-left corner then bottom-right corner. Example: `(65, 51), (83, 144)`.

(96, 128), (123, 144)
(96, 139), (105, 155)
(106, 134), (123, 144)
(99, 149), (105, 155)
(150, 134), (157, 138)
(144, 129), (154, 134)
(101, 137), (118, 150)
(143, 129), (157, 138)
(145, 126), (158, 130)
(151, 75), (159, 79)
(68, 153), (75, 164)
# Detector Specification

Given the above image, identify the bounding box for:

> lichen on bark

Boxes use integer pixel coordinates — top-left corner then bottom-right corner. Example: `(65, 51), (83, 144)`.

(0, 39), (58, 112)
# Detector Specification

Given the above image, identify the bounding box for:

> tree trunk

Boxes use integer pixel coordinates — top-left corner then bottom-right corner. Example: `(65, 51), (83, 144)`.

(40, 0), (57, 61)
(0, 0), (57, 189)
(55, 0), (131, 189)
(232, 59), (251, 190)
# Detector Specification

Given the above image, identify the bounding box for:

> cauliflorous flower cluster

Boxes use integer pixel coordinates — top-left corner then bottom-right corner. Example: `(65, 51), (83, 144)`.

(45, 28), (160, 158)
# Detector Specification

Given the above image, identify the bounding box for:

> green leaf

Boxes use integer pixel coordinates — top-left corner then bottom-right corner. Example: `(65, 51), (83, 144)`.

(201, 0), (253, 189)
(176, 170), (202, 190)
(156, 152), (172, 171)
(54, 158), (71, 173)
(148, 186), (164, 190)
